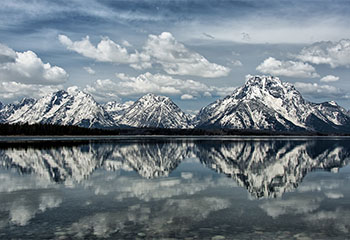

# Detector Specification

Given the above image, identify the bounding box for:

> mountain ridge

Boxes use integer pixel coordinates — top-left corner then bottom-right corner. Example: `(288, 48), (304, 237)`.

(1, 75), (350, 133)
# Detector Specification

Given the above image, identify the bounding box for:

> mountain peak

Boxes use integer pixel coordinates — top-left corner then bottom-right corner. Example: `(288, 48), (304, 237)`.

(120, 93), (191, 128)
(140, 93), (171, 102)
(197, 75), (350, 132)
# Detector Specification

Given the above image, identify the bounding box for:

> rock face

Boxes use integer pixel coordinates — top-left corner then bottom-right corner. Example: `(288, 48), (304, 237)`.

(118, 93), (192, 128)
(195, 75), (350, 132)
(103, 101), (134, 122)
(0, 87), (115, 128)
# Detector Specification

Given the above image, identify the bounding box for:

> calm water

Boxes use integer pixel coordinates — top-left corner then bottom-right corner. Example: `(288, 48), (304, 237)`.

(1, 137), (350, 239)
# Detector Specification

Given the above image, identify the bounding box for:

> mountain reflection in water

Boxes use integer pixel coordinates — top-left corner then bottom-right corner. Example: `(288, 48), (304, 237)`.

(1, 138), (349, 198)
(1, 138), (350, 239)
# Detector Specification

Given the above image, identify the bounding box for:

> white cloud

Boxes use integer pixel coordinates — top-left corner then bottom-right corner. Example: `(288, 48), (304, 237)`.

(58, 34), (150, 65)
(181, 94), (194, 100)
(85, 72), (236, 102)
(0, 81), (62, 102)
(296, 39), (350, 68)
(59, 32), (230, 78)
(83, 66), (95, 75)
(230, 60), (243, 67)
(122, 40), (132, 47)
(0, 43), (16, 63)
(294, 82), (349, 99)
(143, 32), (230, 78)
(256, 57), (319, 78)
(0, 44), (68, 85)
(320, 75), (339, 82)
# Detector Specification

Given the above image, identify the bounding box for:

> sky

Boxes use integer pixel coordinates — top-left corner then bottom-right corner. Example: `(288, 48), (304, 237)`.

(1, 0), (350, 112)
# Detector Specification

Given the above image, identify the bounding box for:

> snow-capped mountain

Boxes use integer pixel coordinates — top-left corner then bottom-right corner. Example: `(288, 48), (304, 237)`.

(0, 98), (36, 122)
(0, 87), (115, 128)
(103, 100), (133, 122)
(119, 93), (192, 128)
(0, 75), (350, 132)
(195, 75), (350, 132)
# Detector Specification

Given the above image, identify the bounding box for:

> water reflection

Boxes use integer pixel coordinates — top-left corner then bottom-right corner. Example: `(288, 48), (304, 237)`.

(0, 138), (350, 239)
(1, 139), (349, 198)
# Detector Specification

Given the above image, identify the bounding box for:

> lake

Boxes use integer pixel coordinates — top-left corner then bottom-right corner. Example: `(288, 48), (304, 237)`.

(0, 136), (350, 239)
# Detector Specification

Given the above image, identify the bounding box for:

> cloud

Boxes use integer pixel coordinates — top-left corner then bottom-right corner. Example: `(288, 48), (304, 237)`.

(83, 66), (96, 75)
(0, 43), (16, 63)
(121, 40), (132, 47)
(294, 82), (349, 99)
(181, 94), (195, 100)
(59, 32), (230, 78)
(202, 32), (215, 39)
(320, 75), (339, 83)
(0, 44), (68, 85)
(85, 72), (236, 102)
(143, 32), (230, 78)
(296, 39), (350, 68)
(230, 60), (243, 67)
(0, 81), (62, 102)
(58, 35), (150, 66)
(241, 32), (251, 41)
(256, 57), (319, 78)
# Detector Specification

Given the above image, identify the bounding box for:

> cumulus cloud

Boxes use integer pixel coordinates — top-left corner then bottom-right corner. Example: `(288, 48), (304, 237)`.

(58, 34), (150, 66)
(296, 39), (350, 68)
(181, 94), (195, 100)
(0, 44), (68, 85)
(0, 43), (16, 63)
(143, 32), (230, 78)
(256, 57), (319, 78)
(294, 82), (349, 99)
(320, 75), (339, 82)
(83, 66), (96, 75)
(85, 72), (236, 102)
(121, 40), (132, 47)
(0, 81), (62, 102)
(59, 32), (230, 78)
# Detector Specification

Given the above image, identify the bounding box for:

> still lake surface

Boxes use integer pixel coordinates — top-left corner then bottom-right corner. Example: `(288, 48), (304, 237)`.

(0, 136), (350, 239)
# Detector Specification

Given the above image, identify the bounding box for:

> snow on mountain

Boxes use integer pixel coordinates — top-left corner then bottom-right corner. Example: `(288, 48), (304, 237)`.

(0, 98), (36, 123)
(195, 75), (350, 132)
(119, 93), (192, 128)
(2, 87), (115, 128)
(0, 75), (349, 132)
(103, 100), (133, 122)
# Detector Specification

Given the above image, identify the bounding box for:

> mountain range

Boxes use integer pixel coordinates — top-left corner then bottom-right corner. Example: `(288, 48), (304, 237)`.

(1, 75), (350, 133)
